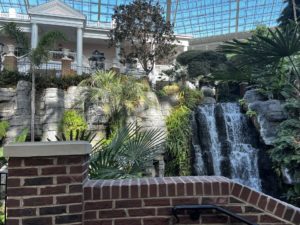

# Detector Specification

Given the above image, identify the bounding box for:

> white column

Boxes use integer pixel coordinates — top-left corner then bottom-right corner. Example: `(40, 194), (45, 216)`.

(31, 23), (38, 49)
(113, 43), (120, 68)
(77, 27), (83, 75)
(183, 45), (188, 52)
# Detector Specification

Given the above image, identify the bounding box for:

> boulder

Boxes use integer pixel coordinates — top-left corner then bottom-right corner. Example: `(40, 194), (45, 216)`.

(243, 89), (266, 104)
(249, 100), (287, 145)
(201, 86), (215, 97)
(202, 97), (216, 104)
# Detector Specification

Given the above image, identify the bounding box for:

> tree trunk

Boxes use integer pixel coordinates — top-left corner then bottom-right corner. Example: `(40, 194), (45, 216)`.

(292, 0), (298, 23)
(31, 68), (35, 142)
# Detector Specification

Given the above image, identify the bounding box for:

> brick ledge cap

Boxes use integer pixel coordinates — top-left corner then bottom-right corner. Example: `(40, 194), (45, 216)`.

(4, 141), (91, 157)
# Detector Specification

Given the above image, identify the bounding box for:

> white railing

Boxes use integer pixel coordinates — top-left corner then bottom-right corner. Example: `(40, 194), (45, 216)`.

(86, 21), (112, 29)
(0, 12), (30, 21)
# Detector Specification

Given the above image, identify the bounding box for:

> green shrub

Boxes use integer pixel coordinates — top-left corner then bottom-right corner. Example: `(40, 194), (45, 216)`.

(246, 109), (257, 118)
(179, 87), (203, 109)
(60, 110), (88, 139)
(163, 84), (180, 95)
(165, 106), (191, 176)
(0, 70), (25, 87)
(0, 121), (9, 140)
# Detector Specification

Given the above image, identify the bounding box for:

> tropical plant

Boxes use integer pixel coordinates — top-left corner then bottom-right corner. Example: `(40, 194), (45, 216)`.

(176, 50), (228, 78)
(60, 110), (88, 139)
(89, 123), (165, 179)
(80, 70), (149, 136)
(278, 0), (300, 27)
(165, 106), (191, 176)
(1, 22), (65, 141)
(0, 121), (9, 141)
(108, 0), (176, 75)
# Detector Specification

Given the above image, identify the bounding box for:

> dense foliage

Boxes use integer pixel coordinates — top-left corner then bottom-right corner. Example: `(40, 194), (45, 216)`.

(277, 0), (300, 27)
(80, 71), (150, 137)
(108, 0), (176, 75)
(165, 106), (191, 176)
(176, 50), (228, 78)
(60, 110), (88, 139)
(90, 123), (165, 179)
(219, 22), (300, 205)
(0, 70), (89, 90)
(0, 121), (9, 141)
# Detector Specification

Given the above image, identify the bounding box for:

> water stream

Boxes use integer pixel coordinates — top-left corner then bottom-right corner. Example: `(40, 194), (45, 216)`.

(192, 103), (262, 190)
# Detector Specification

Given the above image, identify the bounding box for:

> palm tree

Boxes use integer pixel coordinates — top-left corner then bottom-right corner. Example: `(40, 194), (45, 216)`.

(1, 22), (65, 141)
(89, 123), (165, 179)
(219, 23), (300, 95)
(80, 70), (150, 136)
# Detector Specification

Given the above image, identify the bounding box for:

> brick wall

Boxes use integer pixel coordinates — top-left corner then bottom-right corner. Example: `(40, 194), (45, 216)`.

(4, 142), (300, 225)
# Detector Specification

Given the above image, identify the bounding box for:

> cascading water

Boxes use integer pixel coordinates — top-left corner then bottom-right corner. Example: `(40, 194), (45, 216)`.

(192, 102), (262, 191)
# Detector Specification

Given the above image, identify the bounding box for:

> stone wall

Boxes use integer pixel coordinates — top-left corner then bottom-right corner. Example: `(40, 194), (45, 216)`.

(0, 81), (167, 143)
(4, 142), (300, 225)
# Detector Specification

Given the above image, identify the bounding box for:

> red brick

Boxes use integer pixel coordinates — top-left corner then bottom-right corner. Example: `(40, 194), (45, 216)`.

(7, 188), (37, 196)
(212, 182), (220, 195)
(224, 206), (243, 213)
(8, 168), (37, 177)
(22, 217), (52, 225)
(221, 182), (230, 195)
(116, 199), (142, 208)
(7, 199), (20, 207)
(140, 179), (148, 198)
(57, 195), (82, 204)
(244, 206), (262, 213)
(257, 195), (268, 210)
(177, 182), (185, 196)
(93, 186), (101, 200)
(128, 208), (155, 217)
(203, 182), (212, 195)
(143, 217), (170, 225)
(39, 206), (66, 215)
(85, 201), (112, 210)
(283, 208), (295, 221)
(240, 187), (251, 202)
(7, 178), (20, 187)
(157, 207), (171, 216)
(57, 175), (83, 184)
(23, 196), (53, 206)
(260, 215), (282, 223)
(248, 191), (260, 205)
(7, 208), (36, 217)
(274, 203), (286, 218)
(292, 211), (300, 224)
(6, 219), (19, 225)
(24, 158), (54, 166)
(144, 198), (170, 206)
(24, 177), (53, 186)
(69, 204), (83, 213)
(131, 181), (139, 198)
(231, 183), (243, 197)
(266, 198), (277, 213)
(84, 211), (97, 220)
(172, 197), (198, 205)
(57, 155), (84, 165)
(84, 220), (112, 225)
(84, 187), (92, 200)
(40, 185), (66, 195)
(230, 215), (258, 223)
(102, 183), (111, 199)
(42, 166), (66, 175)
(158, 182), (167, 197)
(115, 218), (142, 225)
(8, 158), (22, 167)
(195, 182), (203, 195)
(70, 165), (86, 174)
(202, 197), (228, 205)
(69, 184), (82, 193)
(99, 209), (126, 218)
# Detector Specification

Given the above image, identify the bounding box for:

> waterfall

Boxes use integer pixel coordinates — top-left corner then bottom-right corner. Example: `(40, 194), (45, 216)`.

(193, 103), (262, 191)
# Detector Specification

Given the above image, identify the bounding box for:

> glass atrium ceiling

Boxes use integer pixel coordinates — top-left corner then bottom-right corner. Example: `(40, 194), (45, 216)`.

(0, 0), (286, 38)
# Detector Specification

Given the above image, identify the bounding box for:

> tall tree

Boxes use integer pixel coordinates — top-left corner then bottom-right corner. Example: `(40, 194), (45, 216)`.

(108, 0), (176, 75)
(1, 22), (65, 141)
(278, 0), (300, 26)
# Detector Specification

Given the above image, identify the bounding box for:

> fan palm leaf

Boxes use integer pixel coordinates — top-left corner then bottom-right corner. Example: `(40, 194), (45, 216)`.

(89, 123), (165, 179)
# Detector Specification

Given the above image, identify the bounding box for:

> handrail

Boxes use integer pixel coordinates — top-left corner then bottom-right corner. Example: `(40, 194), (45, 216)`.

(172, 204), (258, 225)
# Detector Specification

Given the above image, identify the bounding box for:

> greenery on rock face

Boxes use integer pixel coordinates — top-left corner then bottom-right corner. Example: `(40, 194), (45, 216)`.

(60, 110), (88, 139)
(163, 83), (203, 176)
(165, 106), (191, 176)
(90, 123), (165, 179)
(108, 0), (176, 75)
(80, 70), (150, 137)
(0, 121), (9, 140)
